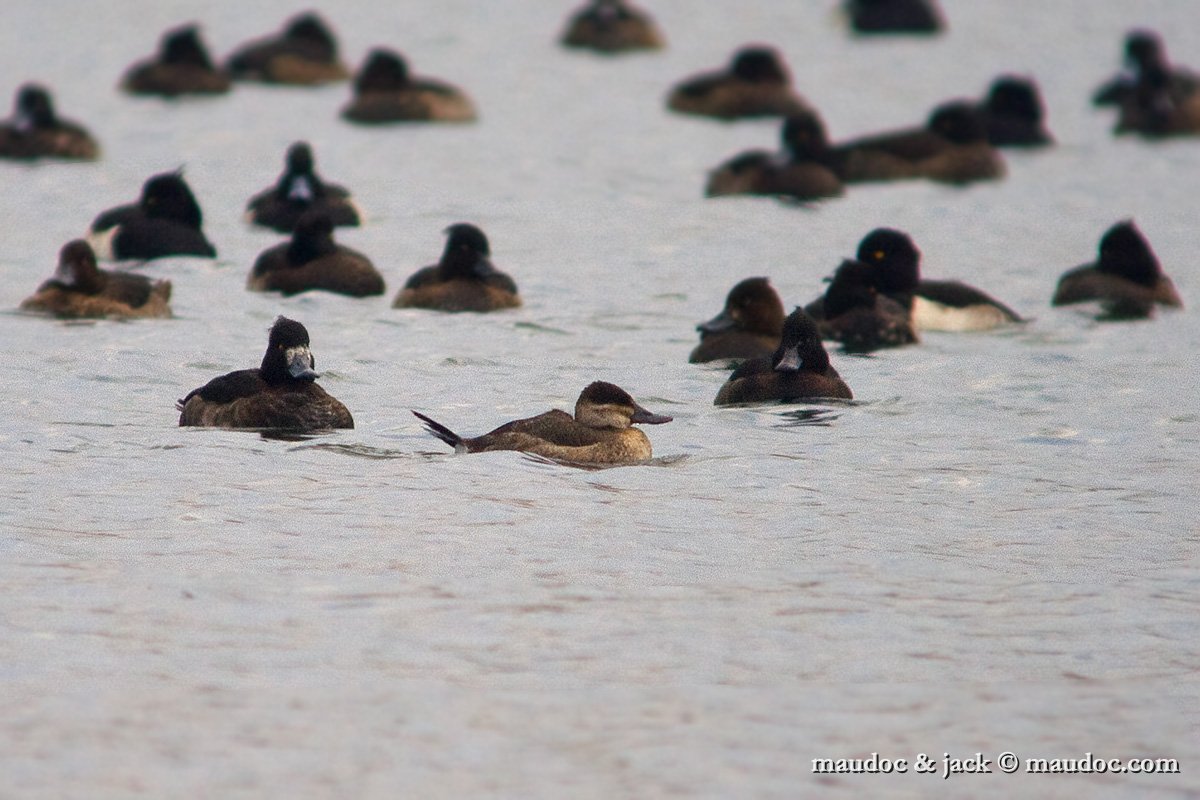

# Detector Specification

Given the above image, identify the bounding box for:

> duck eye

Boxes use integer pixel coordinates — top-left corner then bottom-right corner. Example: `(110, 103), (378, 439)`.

(873, 250), (884, 260)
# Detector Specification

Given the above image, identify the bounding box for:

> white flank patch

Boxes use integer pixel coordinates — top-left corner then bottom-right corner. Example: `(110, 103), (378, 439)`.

(84, 225), (119, 262)
(912, 296), (1012, 332)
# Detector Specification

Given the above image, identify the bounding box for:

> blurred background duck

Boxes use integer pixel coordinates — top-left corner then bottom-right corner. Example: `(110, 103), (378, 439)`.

(667, 45), (811, 121)
(20, 240), (171, 320)
(0, 84), (98, 161)
(341, 48), (476, 124)
(394, 223), (519, 312)
(1053, 220), (1182, 320)
(247, 210), (383, 297)
(225, 12), (349, 85)
(560, 0), (665, 54)
(245, 141), (361, 233)
(121, 24), (231, 97)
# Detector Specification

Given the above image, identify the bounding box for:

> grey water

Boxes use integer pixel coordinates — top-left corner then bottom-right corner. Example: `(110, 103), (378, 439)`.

(1, 1), (1198, 797)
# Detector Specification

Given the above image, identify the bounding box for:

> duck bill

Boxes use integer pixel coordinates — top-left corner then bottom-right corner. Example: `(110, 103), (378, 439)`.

(697, 309), (736, 334)
(630, 404), (672, 425)
(286, 345), (319, 379)
(775, 345), (802, 372)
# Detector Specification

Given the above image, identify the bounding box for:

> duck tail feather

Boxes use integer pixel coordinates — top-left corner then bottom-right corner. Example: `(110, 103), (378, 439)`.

(412, 410), (464, 450)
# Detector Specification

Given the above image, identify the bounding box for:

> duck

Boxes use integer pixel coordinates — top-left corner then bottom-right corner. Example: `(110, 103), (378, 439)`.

(0, 84), (99, 161)
(1093, 29), (1198, 107)
(666, 45), (812, 121)
(177, 316), (353, 430)
(121, 24), (231, 97)
(844, 0), (944, 34)
(20, 240), (172, 320)
(817, 258), (918, 352)
(247, 211), (384, 297)
(393, 223), (520, 312)
(244, 141), (361, 233)
(705, 111), (844, 200)
(689, 277), (785, 363)
(1053, 221), (1182, 320)
(341, 48), (476, 124)
(225, 12), (349, 85)
(976, 75), (1054, 147)
(1113, 64), (1200, 138)
(560, 0), (665, 54)
(831, 101), (1005, 185)
(714, 308), (853, 405)
(87, 171), (216, 261)
(805, 228), (1022, 331)
(413, 381), (671, 465)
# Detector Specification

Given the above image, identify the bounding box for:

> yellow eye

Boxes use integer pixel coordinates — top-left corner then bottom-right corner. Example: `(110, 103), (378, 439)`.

(873, 250), (884, 260)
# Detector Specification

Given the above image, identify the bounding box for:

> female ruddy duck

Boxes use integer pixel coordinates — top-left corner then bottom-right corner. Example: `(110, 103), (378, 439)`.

(667, 45), (811, 121)
(832, 101), (1005, 185)
(807, 228), (1022, 332)
(1053, 221), (1182, 320)
(245, 141), (361, 233)
(225, 12), (349, 85)
(714, 309), (852, 405)
(177, 316), (353, 431)
(705, 111), (844, 200)
(393, 223), (520, 312)
(248, 211), (384, 297)
(88, 171), (216, 261)
(341, 48), (476, 124)
(413, 381), (672, 465)
(843, 0), (945, 35)
(815, 258), (917, 352)
(690, 277), (785, 363)
(20, 240), (172, 320)
(560, 0), (665, 54)
(121, 25), (231, 97)
(0, 84), (99, 161)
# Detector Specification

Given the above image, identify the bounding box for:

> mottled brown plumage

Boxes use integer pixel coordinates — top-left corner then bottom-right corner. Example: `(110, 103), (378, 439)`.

(21, 240), (171, 320)
(413, 382), (671, 465)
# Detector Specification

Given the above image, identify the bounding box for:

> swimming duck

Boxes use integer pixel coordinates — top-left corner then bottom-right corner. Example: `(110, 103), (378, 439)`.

(177, 316), (353, 430)
(844, 0), (944, 34)
(817, 258), (918, 352)
(976, 75), (1054, 147)
(831, 101), (1005, 185)
(560, 0), (665, 54)
(705, 111), (844, 200)
(689, 277), (785, 363)
(1053, 221), (1182, 320)
(0, 84), (99, 161)
(245, 141), (361, 233)
(225, 12), (349, 85)
(20, 240), (172, 320)
(88, 171), (216, 261)
(666, 45), (812, 121)
(413, 381), (671, 465)
(248, 211), (384, 297)
(714, 308), (852, 405)
(393, 223), (520, 312)
(1113, 64), (1200, 137)
(341, 48), (476, 124)
(805, 229), (1022, 331)
(1093, 29), (1198, 107)
(121, 25), (231, 97)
